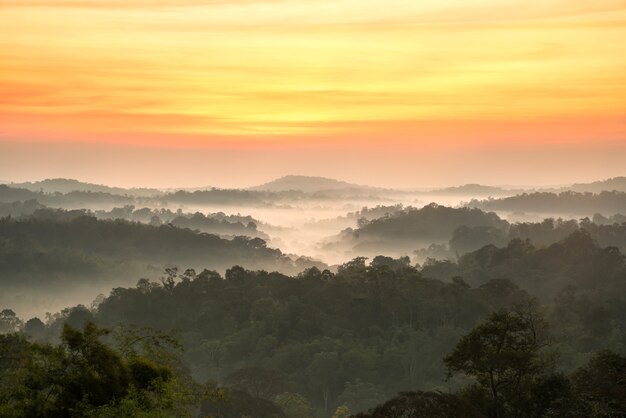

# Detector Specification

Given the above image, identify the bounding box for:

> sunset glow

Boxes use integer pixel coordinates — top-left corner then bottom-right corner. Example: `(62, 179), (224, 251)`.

(1, 0), (625, 186)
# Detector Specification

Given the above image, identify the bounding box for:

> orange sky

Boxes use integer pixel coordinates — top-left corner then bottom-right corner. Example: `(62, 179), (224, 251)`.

(1, 0), (625, 187)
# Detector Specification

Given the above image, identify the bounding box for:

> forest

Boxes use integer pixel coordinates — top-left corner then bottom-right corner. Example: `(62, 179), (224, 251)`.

(468, 191), (626, 216)
(0, 209), (324, 285)
(4, 0), (625, 414)
(1, 176), (625, 417)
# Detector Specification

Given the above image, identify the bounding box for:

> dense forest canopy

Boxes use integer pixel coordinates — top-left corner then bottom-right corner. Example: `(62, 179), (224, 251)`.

(0, 210), (325, 286)
(5, 182), (626, 225)
(3, 0), (626, 401)
(468, 191), (626, 216)
(0, 183), (396, 213)
(1, 176), (625, 417)
(322, 204), (507, 256)
(10, 178), (163, 197)
(248, 175), (380, 193)
(568, 176), (626, 193)
(3, 230), (624, 417)
(322, 203), (626, 261)
(0, 185), (135, 209)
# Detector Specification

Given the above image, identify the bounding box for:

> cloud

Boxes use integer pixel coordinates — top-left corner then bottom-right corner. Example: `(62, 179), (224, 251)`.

(3, 0), (624, 24)
(0, 0), (278, 8)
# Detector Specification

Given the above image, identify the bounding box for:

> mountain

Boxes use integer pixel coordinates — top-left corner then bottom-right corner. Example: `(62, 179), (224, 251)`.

(249, 175), (376, 193)
(10, 178), (162, 197)
(423, 177), (626, 197)
(468, 191), (626, 216)
(429, 184), (521, 196)
(321, 204), (508, 259)
(568, 177), (626, 193)
(0, 184), (39, 203)
(0, 211), (327, 285)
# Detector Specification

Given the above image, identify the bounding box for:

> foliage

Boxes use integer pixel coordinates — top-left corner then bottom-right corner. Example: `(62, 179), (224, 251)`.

(11, 233), (614, 414)
(0, 309), (23, 334)
(444, 306), (551, 418)
(570, 350), (626, 417)
(223, 367), (286, 400)
(354, 391), (485, 418)
(2, 227), (624, 416)
(274, 392), (316, 418)
(0, 212), (326, 286)
(0, 322), (204, 417)
(331, 405), (351, 418)
(469, 191), (626, 216)
(336, 379), (385, 414)
(326, 203), (507, 257)
(199, 388), (286, 418)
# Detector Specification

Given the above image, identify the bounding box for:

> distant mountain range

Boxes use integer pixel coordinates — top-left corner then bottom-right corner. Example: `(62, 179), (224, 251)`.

(4, 175), (625, 196)
(249, 175), (380, 193)
(567, 177), (626, 193)
(427, 184), (523, 196)
(9, 178), (162, 197)
(427, 177), (626, 196)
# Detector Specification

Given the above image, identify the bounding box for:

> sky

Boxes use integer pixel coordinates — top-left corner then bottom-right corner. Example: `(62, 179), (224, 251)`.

(1, 0), (625, 188)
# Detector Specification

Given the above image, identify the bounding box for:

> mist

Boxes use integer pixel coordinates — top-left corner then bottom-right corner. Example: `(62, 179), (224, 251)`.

(2, 0), (625, 414)
(3, 175), (626, 317)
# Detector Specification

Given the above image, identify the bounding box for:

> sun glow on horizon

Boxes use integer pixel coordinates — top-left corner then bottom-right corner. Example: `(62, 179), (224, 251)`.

(1, 0), (625, 188)
(1, 0), (625, 148)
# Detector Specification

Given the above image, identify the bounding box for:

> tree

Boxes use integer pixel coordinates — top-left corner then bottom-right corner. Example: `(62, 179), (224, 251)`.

(337, 379), (386, 414)
(201, 388), (286, 418)
(306, 351), (343, 414)
(274, 392), (316, 418)
(0, 309), (22, 334)
(0, 322), (202, 417)
(337, 257), (368, 275)
(371, 255), (411, 272)
(224, 367), (286, 400)
(63, 305), (95, 329)
(23, 317), (46, 340)
(444, 307), (549, 418)
(354, 391), (484, 418)
(571, 350), (626, 417)
(332, 405), (351, 418)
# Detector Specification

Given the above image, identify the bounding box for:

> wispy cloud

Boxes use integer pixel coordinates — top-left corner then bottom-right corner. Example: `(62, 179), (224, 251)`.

(0, 0), (278, 9)
(1, 0), (625, 144)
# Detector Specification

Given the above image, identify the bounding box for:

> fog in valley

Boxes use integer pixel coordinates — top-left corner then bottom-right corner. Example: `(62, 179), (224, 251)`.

(3, 0), (626, 414)
(3, 175), (626, 319)
(2, 172), (626, 417)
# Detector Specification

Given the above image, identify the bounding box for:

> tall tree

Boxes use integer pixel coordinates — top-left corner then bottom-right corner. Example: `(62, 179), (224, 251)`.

(444, 305), (549, 418)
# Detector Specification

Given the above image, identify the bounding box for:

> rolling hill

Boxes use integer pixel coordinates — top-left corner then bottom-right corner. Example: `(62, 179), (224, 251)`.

(249, 175), (377, 193)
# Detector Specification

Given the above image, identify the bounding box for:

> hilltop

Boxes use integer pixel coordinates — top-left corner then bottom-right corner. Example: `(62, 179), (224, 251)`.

(249, 175), (377, 193)
(568, 176), (626, 193)
(10, 178), (162, 197)
(428, 183), (521, 196)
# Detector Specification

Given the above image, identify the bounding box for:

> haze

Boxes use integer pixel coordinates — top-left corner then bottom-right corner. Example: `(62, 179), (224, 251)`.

(1, 1), (626, 417)
(1, 0), (625, 188)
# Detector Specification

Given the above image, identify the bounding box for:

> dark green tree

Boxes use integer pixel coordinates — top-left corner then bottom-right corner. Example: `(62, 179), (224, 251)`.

(444, 306), (549, 418)
(571, 350), (626, 417)
(0, 322), (204, 417)
(354, 391), (485, 418)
